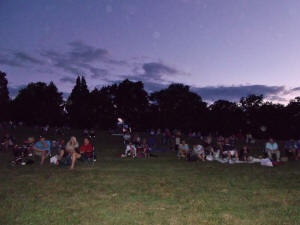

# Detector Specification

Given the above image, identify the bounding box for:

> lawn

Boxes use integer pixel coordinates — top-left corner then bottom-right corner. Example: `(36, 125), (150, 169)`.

(0, 127), (300, 225)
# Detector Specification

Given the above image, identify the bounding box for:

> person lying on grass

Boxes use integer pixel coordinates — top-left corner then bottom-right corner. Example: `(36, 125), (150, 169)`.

(222, 138), (239, 162)
(32, 135), (51, 165)
(56, 136), (79, 169)
(178, 140), (189, 159)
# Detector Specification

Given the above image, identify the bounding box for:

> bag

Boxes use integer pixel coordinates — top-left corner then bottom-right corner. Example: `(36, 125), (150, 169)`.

(60, 155), (72, 166)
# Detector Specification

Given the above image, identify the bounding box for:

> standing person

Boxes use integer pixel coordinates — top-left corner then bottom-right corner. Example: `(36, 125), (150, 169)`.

(32, 135), (51, 165)
(240, 145), (250, 161)
(265, 138), (280, 162)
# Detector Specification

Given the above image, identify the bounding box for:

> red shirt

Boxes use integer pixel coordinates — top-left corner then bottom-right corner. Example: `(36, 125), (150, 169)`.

(80, 144), (93, 153)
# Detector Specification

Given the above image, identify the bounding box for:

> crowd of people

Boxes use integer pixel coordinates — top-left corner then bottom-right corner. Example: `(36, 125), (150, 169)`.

(121, 128), (300, 165)
(1, 131), (96, 170)
(2, 125), (300, 169)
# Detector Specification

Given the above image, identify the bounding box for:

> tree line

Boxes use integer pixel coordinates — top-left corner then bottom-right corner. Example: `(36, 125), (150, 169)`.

(1, 70), (300, 139)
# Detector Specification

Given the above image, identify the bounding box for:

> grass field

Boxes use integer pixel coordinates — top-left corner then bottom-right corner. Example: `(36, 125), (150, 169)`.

(1, 127), (300, 225)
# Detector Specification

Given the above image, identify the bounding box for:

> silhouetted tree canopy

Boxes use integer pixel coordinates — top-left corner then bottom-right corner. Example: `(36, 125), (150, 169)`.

(0, 71), (10, 121)
(2, 69), (300, 139)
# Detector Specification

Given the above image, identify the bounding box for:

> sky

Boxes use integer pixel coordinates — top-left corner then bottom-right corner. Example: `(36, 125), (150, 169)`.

(1, 0), (300, 103)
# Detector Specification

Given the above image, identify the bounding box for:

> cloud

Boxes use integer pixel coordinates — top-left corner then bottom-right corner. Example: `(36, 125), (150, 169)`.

(60, 76), (76, 84)
(8, 85), (26, 98)
(0, 51), (44, 67)
(14, 52), (44, 65)
(41, 40), (125, 79)
(191, 85), (285, 102)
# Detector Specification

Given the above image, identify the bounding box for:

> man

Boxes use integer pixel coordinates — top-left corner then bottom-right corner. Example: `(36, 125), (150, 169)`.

(32, 135), (51, 165)
(284, 139), (298, 160)
(265, 138), (280, 162)
(222, 138), (239, 162)
(125, 142), (137, 158)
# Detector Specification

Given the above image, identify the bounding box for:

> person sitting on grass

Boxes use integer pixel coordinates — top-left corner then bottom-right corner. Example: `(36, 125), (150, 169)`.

(284, 139), (298, 160)
(125, 142), (137, 158)
(141, 138), (150, 158)
(32, 135), (51, 165)
(265, 138), (280, 162)
(193, 144), (205, 161)
(79, 137), (94, 160)
(222, 138), (239, 162)
(239, 145), (250, 161)
(1, 133), (14, 152)
(178, 140), (189, 159)
(203, 136), (215, 156)
(56, 136), (79, 169)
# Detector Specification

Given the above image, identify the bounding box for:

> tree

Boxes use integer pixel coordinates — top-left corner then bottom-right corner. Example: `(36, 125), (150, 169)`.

(66, 76), (90, 128)
(0, 71), (10, 121)
(12, 82), (64, 125)
(114, 79), (149, 130)
(208, 100), (242, 135)
(150, 84), (207, 130)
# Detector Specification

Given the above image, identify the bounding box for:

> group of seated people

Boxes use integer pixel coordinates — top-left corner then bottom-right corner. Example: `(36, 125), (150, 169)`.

(176, 136), (298, 163)
(176, 136), (246, 162)
(122, 132), (150, 158)
(7, 135), (95, 169)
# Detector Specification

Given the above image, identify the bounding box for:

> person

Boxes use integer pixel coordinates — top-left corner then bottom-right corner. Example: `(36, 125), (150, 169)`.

(141, 138), (150, 158)
(123, 132), (131, 145)
(79, 137), (94, 160)
(178, 140), (189, 159)
(203, 136), (214, 156)
(284, 139), (298, 160)
(222, 138), (239, 162)
(174, 131), (181, 152)
(124, 142), (137, 158)
(32, 135), (51, 165)
(1, 133), (14, 152)
(193, 144), (205, 161)
(265, 138), (280, 162)
(239, 145), (250, 161)
(56, 136), (79, 169)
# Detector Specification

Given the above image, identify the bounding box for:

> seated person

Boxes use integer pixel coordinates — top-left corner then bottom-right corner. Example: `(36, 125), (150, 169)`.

(125, 142), (137, 158)
(56, 136), (79, 169)
(222, 138), (239, 161)
(193, 144), (205, 161)
(132, 134), (141, 147)
(79, 137), (94, 160)
(178, 140), (189, 159)
(265, 138), (280, 162)
(239, 145), (250, 161)
(284, 139), (298, 160)
(32, 135), (51, 165)
(203, 136), (215, 156)
(141, 138), (150, 158)
(1, 133), (14, 152)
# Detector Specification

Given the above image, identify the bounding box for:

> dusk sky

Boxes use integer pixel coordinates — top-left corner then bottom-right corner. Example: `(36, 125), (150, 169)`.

(1, 0), (300, 103)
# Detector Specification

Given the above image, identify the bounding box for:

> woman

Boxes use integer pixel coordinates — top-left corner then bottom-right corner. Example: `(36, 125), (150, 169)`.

(57, 136), (79, 169)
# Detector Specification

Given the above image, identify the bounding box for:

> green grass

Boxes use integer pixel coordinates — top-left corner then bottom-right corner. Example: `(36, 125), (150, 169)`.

(0, 127), (300, 225)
